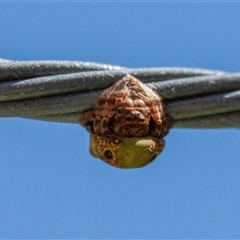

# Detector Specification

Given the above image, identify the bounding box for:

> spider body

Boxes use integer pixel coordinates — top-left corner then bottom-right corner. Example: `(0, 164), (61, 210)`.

(80, 75), (171, 138)
(79, 75), (173, 168)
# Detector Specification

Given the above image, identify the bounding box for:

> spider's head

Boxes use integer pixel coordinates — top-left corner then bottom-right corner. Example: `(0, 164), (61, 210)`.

(113, 107), (151, 137)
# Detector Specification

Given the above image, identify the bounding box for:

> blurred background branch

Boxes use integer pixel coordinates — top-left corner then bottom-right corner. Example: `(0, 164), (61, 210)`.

(1, 59), (239, 128)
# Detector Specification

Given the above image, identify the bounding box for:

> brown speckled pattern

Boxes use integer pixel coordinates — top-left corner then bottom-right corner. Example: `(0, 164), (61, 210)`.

(79, 75), (172, 137)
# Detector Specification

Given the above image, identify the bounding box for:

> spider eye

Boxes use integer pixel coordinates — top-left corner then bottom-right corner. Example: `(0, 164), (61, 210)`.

(104, 150), (113, 160)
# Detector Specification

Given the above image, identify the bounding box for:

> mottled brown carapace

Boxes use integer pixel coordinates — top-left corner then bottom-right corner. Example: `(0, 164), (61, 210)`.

(79, 75), (173, 169)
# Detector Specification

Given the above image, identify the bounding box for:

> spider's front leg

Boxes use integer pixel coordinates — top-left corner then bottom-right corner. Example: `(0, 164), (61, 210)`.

(151, 118), (163, 137)
(151, 115), (174, 137)
(79, 111), (95, 133)
(161, 116), (174, 137)
(94, 116), (112, 135)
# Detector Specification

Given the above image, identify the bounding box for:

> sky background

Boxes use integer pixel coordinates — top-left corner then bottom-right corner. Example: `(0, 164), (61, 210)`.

(1, 2), (240, 238)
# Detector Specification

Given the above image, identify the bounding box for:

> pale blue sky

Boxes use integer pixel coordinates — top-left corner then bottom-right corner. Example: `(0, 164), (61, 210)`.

(0, 2), (240, 238)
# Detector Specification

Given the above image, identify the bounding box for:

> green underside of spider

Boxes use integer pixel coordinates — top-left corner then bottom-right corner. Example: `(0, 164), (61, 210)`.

(90, 134), (165, 169)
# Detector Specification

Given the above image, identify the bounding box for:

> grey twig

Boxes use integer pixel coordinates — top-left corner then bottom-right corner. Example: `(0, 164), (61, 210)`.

(0, 59), (239, 129)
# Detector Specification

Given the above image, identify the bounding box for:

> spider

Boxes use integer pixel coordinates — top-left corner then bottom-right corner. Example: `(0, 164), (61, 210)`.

(79, 75), (172, 138)
(79, 75), (173, 168)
